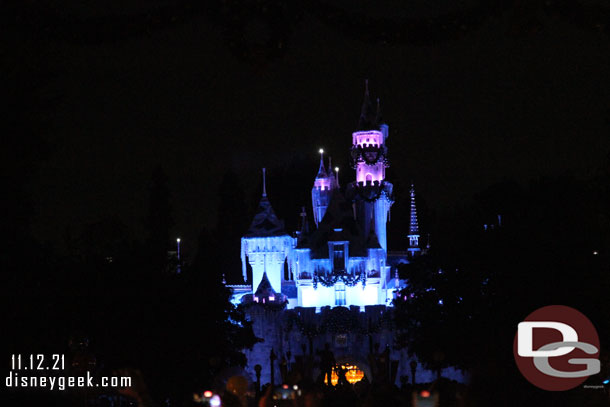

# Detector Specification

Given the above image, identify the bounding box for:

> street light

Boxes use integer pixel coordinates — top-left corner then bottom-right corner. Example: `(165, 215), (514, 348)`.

(176, 238), (181, 274)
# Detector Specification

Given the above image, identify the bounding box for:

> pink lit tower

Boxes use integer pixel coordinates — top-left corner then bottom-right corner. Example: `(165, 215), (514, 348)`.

(346, 80), (394, 255)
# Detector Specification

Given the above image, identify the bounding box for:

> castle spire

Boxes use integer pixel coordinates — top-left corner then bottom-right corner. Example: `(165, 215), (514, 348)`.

(334, 166), (340, 187)
(242, 173), (292, 290)
(409, 184), (419, 234)
(408, 183), (421, 256)
(317, 149), (327, 178)
(296, 206), (311, 248)
(312, 148), (335, 226)
(328, 156), (338, 189)
(299, 206), (309, 234)
(358, 79), (377, 130)
(375, 97), (382, 125)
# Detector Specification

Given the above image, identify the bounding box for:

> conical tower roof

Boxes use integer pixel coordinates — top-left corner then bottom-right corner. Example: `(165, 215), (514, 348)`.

(375, 97), (383, 125)
(244, 169), (287, 238)
(316, 156), (328, 178)
(254, 272), (277, 297)
(297, 206), (311, 247)
(307, 189), (368, 257)
(245, 196), (286, 237)
(357, 80), (379, 131)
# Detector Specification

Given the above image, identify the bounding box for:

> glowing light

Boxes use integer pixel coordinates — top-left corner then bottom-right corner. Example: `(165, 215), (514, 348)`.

(356, 166), (385, 184)
(177, 238), (181, 243)
(203, 391), (213, 398)
(210, 395), (221, 407)
(314, 178), (331, 189)
(319, 148), (324, 154)
(335, 167), (339, 172)
(282, 384), (289, 389)
(593, 250), (599, 255)
(603, 379), (609, 384)
(325, 363), (365, 386)
(353, 130), (383, 147)
(269, 296), (275, 301)
(420, 390), (431, 398)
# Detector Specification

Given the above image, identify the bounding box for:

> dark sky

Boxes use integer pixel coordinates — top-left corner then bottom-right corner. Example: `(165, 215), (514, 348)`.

(16, 1), (610, 252)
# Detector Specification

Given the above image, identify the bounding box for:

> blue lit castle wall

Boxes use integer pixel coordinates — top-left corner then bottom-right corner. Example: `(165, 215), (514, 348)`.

(239, 305), (465, 386)
(289, 80), (396, 310)
(227, 82), (465, 385)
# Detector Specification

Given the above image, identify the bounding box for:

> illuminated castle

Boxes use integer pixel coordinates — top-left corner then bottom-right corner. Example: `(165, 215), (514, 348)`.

(231, 81), (419, 309)
(227, 82), (461, 386)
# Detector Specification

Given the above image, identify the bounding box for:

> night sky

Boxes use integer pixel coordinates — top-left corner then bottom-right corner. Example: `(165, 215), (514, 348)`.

(11, 1), (610, 254)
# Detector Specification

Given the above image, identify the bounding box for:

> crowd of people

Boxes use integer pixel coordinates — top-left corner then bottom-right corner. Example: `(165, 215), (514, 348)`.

(111, 343), (466, 407)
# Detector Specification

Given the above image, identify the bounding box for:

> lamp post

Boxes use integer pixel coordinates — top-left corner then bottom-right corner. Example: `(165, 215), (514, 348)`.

(433, 350), (445, 381)
(176, 238), (181, 274)
(270, 348), (277, 386)
(410, 360), (417, 385)
(254, 364), (262, 398)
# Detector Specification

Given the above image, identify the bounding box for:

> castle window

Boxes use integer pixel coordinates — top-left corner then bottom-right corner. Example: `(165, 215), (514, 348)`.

(335, 284), (346, 306)
(335, 333), (348, 347)
(283, 258), (290, 281)
(333, 246), (345, 271)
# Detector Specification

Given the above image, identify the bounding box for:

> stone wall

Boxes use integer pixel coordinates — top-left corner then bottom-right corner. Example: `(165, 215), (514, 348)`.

(242, 304), (466, 387)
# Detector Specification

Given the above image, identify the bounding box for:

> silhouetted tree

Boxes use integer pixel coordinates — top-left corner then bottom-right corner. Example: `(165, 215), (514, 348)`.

(394, 176), (610, 406)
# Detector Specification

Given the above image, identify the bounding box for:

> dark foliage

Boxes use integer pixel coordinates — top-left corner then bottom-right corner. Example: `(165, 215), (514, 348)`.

(3, 169), (257, 406)
(394, 175), (610, 405)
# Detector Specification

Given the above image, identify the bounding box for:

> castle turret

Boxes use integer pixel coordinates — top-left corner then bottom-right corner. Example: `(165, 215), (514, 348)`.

(347, 81), (394, 254)
(241, 169), (294, 292)
(351, 80), (388, 185)
(312, 149), (337, 227)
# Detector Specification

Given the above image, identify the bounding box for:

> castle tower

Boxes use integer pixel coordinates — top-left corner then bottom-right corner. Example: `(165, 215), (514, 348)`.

(241, 169), (294, 293)
(347, 81), (394, 254)
(407, 184), (421, 257)
(311, 149), (337, 227)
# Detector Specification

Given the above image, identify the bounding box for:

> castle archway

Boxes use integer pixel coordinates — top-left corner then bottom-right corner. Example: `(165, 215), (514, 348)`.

(324, 355), (371, 386)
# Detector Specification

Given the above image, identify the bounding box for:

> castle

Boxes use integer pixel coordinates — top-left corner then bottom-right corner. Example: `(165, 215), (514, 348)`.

(227, 82), (463, 386)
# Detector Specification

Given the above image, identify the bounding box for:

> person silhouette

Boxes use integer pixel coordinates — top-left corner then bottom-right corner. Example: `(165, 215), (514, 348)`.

(319, 343), (335, 386)
(336, 364), (349, 387)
